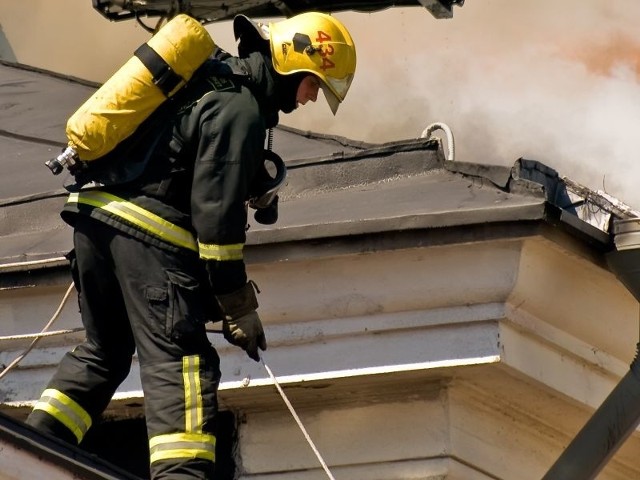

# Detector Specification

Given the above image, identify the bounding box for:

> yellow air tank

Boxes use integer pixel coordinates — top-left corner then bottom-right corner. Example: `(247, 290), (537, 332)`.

(46, 13), (215, 174)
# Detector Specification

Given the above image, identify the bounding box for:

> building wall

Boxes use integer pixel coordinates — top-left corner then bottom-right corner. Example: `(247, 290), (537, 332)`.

(2, 233), (639, 478)
(233, 378), (639, 479)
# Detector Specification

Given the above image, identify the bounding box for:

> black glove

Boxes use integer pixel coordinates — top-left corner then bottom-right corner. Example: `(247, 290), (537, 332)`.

(215, 281), (267, 361)
(222, 311), (266, 361)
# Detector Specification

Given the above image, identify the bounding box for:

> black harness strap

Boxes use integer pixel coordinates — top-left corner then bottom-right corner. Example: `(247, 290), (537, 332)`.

(134, 43), (183, 96)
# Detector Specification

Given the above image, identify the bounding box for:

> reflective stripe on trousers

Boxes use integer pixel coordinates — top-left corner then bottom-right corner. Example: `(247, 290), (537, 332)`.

(32, 388), (92, 443)
(149, 355), (216, 465)
(149, 432), (216, 463)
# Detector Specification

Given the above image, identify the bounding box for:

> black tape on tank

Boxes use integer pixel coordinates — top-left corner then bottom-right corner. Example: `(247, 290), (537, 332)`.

(134, 43), (183, 96)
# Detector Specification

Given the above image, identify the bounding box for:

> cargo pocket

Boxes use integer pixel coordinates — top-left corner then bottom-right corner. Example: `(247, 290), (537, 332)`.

(146, 285), (169, 338)
(165, 269), (209, 344)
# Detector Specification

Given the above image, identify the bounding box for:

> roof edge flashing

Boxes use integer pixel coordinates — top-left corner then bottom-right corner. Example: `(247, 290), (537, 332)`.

(0, 257), (68, 274)
(286, 137), (439, 169)
(277, 124), (377, 152)
(281, 138), (442, 199)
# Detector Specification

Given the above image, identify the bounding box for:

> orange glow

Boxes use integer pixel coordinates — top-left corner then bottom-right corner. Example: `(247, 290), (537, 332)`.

(565, 33), (640, 79)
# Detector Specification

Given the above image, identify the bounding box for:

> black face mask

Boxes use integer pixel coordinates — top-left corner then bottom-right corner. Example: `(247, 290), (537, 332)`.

(234, 15), (270, 59)
(276, 72), (307, 114)
(237, 36), (270, 59)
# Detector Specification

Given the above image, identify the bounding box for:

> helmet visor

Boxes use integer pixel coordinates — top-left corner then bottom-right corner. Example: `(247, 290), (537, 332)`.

(321, 73), (354, 115)
(320, 83), (340, 115)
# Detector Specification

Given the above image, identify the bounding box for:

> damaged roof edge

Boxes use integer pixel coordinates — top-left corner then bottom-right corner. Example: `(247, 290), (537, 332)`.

(445, 156), (637, 247)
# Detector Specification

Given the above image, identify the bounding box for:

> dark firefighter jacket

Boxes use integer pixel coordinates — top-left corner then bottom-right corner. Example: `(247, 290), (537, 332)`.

(61, 51), (282, 296)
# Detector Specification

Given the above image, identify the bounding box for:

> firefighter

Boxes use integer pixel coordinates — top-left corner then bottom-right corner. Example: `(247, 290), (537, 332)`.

(26, 12), (356, 480)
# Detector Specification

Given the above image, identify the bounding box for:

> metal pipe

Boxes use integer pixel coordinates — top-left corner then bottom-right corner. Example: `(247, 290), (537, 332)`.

(543, 217), (640, 479)
(542, 347), (640, 480)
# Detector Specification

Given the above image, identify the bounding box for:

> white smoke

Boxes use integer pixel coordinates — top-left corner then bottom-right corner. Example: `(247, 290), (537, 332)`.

(281, 1), (640, 208)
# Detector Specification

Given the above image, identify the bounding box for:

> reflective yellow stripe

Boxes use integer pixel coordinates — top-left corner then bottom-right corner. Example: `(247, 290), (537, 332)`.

(147, 357), (214, 464)
(33, 388), (92, 444)
(149, 432), (216, 464)
(183, 355), (203, 433)
(198, 241), (244, 261)
(67, 191), (198, 252)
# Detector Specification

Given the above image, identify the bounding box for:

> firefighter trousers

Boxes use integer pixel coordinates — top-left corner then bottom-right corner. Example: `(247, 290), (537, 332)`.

(26, 216), (221, 480)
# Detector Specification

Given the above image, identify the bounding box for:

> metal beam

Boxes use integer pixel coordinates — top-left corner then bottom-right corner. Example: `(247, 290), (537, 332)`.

(542, 363), (640, 480)
(417, 0), (464, 19)
(91, 0), (466, 23)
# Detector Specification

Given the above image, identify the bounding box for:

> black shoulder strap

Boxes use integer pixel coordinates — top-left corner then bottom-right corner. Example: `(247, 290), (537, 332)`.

(200, 55), (252, 80)
(134, 43), (183, 96)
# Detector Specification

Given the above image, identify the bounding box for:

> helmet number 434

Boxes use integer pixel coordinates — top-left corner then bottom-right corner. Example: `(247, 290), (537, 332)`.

(316, 31), (336, 71)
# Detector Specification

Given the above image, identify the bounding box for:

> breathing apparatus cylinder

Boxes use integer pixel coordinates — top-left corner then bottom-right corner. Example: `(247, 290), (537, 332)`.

(45, 14), (215, 175)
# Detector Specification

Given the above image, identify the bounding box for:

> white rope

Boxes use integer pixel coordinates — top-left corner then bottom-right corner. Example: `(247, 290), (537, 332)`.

(0, 281), (75, 381)
(261, 356), (337, 480)
(420, 122), (455, 161)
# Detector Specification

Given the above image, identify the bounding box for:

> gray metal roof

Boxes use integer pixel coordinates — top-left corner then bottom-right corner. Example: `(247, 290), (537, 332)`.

(0, 61), (373, 269)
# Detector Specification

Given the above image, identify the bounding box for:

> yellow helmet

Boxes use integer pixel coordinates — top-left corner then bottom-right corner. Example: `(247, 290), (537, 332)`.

(269, 12), (356, 114)
(234, 12), (356, 114)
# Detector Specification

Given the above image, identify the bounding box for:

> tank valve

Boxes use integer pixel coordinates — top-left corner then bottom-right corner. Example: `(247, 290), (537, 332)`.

(45, 146), (79, 175)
